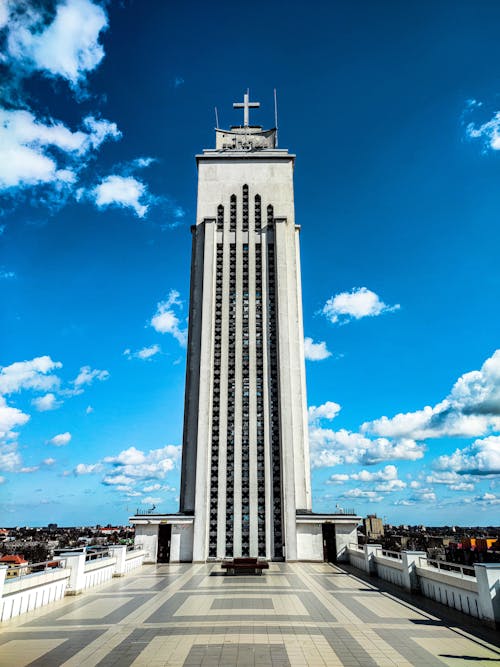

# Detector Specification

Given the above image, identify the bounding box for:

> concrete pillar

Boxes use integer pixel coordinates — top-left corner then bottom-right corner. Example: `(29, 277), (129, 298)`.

(474, 563), (500, 627)
(401, 551), (427, 592)
(109, 545), (127, 576)
(0, 564), (7, 599)
(364, 544), (382, 574)
(60, 552), (86, 595)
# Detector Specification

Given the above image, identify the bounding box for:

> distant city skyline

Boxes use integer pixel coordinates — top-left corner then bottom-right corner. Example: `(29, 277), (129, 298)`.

(1, 0), (500, 526)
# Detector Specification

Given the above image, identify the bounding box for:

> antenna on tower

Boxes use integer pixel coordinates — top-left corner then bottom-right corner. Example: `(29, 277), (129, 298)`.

(274, 88), (279, 147)
(214, 106), (219, 129)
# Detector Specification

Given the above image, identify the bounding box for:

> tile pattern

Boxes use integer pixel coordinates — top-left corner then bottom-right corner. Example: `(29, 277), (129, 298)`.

(0, 562), (499, 666)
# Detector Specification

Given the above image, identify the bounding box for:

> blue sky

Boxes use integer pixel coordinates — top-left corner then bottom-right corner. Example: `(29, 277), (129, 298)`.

(1, 0), (500, 527)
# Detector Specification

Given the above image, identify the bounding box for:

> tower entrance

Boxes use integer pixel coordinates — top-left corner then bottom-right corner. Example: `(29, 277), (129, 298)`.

(157, 524), (171, 563)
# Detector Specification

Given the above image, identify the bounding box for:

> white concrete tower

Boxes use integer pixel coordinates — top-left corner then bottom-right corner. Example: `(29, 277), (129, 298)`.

(180, 92), (312, 562)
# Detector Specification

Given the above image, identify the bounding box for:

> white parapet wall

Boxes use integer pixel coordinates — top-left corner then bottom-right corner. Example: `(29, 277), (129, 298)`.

(417, 562), (481, 618)
(346, 544), (500, 627)
(0, 546), (147, 623)
(0, 564), (70, 622)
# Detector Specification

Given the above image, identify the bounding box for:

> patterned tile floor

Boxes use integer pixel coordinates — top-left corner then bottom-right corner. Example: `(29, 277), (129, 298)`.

(0, 562), (499, 666)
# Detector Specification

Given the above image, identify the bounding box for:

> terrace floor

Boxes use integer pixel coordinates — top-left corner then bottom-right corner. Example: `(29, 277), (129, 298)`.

(0, 562), (499, 666)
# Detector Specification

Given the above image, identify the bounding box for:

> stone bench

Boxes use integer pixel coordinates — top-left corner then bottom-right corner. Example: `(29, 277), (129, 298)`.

(221, 557), (269, 575)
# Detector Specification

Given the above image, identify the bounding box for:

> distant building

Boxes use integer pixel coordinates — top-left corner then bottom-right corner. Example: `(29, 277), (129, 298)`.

(364, 515), (384, 540)
(0, 554), (29, 578)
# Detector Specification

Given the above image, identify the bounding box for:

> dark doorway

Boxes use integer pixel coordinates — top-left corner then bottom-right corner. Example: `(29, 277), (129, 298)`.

(322, 523), (337, 563)
(157, 524), (171, 563)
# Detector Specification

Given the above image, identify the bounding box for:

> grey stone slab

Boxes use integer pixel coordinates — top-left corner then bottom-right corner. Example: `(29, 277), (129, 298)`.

(211, 597), (274, 609)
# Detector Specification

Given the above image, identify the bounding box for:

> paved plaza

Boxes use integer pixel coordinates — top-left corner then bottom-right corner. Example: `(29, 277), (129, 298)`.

(0, 562), (499, 666)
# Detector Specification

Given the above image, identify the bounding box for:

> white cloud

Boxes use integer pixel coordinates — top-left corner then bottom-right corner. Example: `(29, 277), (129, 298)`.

(20, 465), (39, 473)
(304, 337), (331, 361)
(48, 432), (71, 447)
(68, 365), (109, 395)
(434, 435), (500, 476)
(363, 350), (500, 441)
(0, 356), (62, 395)
(124, 344), (161, 361)
(150, 290), (187, 346)
(322, 287), (400, 325)
(425, 471), (475, 491)
(374, 479), (407, 492)
(0, 396), (30, 442)
(0, 109), (120, 192)
(0, 270), (16, 279)
(0, 443), (22, 471)
(308, 401), (341, 424)
(91, 175), (151, 218)
(465, 104), (500, 152)
(86, 405), (94, 414)
(142, 496), (161, 505)
(327, 473), (349, 484)
(339, 488), (383, 503)
(351, 464), (398, 482)
(102, 473), (135, 486)
(43, 457), (56, 466)
(32, 392), (61, 411)
(74, 462), (102, 475)
(6, 0), (108, 87)
(308, 400), (424, 468)
(103, 444), (181, 482)
(327, 465), (406, 493)
(0, 0), (9, 29)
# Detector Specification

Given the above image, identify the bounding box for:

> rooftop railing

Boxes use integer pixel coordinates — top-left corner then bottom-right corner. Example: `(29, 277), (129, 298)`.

(426, 559), (476, 578)
(3, 560), (64, 582)
(381, 549), (402, 560)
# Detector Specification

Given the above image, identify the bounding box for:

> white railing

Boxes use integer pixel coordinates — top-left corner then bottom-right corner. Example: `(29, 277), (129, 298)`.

(4, 560), (64, 582)
(380, 549), (402, 560)
(426, 559), (476, 579)
(349, 543), (364, 552)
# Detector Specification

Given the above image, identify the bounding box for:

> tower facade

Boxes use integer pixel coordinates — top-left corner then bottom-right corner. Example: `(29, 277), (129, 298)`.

(180, 93), (312, 561)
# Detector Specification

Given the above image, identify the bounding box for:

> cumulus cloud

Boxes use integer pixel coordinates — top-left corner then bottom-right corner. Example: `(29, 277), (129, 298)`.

(0, 109), (120, 193)
(90, 175), (151, 218)
(0, 356), (62, 395)
(308, 402), (424, 468)
(124, 344), (161, 361)
(0, 270), (16, 279)
(304, 337), (331, 361)
(339, 488), (383, 503)
(150, 290), (187, 346)
(103, 444), (181, 482)
(363, 350), (500, 441)
(464, 100), (500, 152)
(322, 287), (400, 325)
(434, 435), (500, 476)
(48, 431), (71, 447)
(308, 402), (341, 424)
(32, 392), (61, 411)
(5, 0), (108, 88)
(0, 442), (22, 471)
(43, 457), (56, 466)
(73, 462), (102, 475)
(0, 396), (30, 443)
(327, 465), (406, 494)
(63, 365), (109, 396)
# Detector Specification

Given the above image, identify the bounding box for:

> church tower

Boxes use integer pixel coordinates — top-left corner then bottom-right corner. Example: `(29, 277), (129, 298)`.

(130, 93), (360, 564)
(180, 92), (312, 561)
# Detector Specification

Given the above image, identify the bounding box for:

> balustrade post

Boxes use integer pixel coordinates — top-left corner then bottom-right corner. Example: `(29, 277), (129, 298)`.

(59, 552), (86, 595)
(364, 544), (382, 575)
(474, 563), (500, 628)
(401, 551), (427, 592)
(109, 545), (127, 576)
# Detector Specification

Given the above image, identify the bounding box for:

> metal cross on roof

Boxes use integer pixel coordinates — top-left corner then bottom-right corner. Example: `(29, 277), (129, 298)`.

(233, 90), (260, 127)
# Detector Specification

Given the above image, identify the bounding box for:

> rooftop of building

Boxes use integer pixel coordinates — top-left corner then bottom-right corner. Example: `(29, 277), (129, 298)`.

(1, 561), (498, 666)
